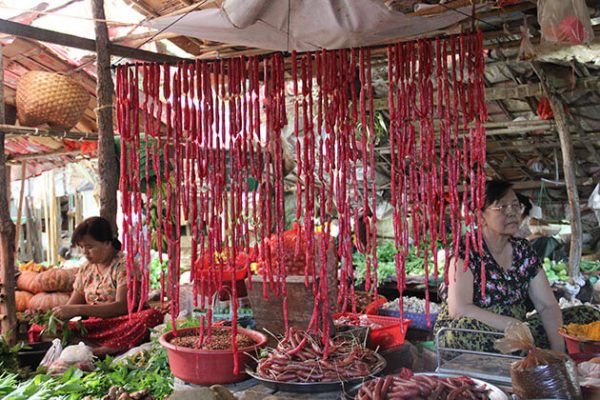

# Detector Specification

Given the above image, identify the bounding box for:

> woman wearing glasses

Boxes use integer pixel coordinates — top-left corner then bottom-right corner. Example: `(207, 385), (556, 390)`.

(434, 180), (599, 353)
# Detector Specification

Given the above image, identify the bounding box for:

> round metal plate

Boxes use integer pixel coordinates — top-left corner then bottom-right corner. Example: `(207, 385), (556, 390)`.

(246, 353), (386, 393)
(343, 372), (510, 400)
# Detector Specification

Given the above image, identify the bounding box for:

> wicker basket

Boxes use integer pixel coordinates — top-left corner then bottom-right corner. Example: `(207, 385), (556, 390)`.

(16, 71), (90, 130)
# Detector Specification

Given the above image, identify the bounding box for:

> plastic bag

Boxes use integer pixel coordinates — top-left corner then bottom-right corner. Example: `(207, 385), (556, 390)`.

(39, 338), (62, 368)
(495, 322), (582, 399)
(48, 342), (95, 374)
(518, 23), (536, 60)
(538, 0), (594, 45)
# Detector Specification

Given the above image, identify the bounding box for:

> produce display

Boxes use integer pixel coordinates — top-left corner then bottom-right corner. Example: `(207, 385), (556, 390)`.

(381, 297), (441, 314)
(563, 321), (600, 341)
(169, 327), (256, 350)
(0, 341), (173, 399)
(256, 329), (384, 382)
(355, 374), (491, 400)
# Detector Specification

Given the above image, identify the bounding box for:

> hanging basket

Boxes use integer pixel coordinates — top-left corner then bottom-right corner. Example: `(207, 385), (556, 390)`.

(16, 71), (90, 130)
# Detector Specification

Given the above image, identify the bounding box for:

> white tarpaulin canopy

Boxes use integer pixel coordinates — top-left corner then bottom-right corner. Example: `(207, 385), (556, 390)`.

(148, 0), (476, 51)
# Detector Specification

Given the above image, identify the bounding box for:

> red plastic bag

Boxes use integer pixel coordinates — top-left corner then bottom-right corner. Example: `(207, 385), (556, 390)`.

(537, 97), (554, 120)
(538, 0), (594, 45)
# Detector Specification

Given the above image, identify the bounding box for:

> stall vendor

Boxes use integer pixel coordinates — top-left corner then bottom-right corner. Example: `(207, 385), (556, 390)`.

(35, 217), (164, 356)
(434, 180), (600, 353)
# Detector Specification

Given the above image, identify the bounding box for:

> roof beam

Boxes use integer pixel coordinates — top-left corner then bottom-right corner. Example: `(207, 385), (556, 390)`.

(0, 18), (189, 64)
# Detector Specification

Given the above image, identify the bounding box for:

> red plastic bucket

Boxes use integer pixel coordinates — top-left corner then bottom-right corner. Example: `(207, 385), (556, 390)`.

(159, 326), (267, 384)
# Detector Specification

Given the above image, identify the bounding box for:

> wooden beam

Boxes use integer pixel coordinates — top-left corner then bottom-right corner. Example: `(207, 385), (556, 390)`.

(373, 76), (600, 110)
(8, 149), (81, 162)
(0, 124), (98, 140)
(532, 61), (582, 279)
(0, 18), (188, 64)
(93, 0), (119, 234)
(0, 45), (17, 344)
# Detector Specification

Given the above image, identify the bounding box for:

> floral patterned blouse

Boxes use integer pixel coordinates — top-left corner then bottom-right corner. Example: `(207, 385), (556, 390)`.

(73, 252), (127, 305)
(454, 234), (541, 308)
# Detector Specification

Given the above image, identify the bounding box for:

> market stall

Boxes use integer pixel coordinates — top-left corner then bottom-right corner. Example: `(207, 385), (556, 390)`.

(1, 0), (600, 399)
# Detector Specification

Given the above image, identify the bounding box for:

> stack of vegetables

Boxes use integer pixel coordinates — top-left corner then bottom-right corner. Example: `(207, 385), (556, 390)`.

(16, 263), (77, 313)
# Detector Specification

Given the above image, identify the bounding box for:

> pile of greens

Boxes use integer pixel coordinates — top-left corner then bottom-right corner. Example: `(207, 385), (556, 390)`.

(0, 340), (173, 399)
(542, 258), (569, 282)
(353, 241), (439, 286)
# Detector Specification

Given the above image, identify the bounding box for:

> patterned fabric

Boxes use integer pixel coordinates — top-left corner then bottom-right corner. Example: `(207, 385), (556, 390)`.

(73, 252), (127, 305)
(435, 304), (600, 352)
(69, 308), (164, 352)
(28, 308), (164, 352)
(452, 234), (541, 307)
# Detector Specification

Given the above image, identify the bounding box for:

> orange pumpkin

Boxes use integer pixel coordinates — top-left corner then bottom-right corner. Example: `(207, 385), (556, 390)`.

(16, 271), (43, 294)
(15, 290), (34, 312)
(28, 292), (71, 311)
(38, 268), (77, 293)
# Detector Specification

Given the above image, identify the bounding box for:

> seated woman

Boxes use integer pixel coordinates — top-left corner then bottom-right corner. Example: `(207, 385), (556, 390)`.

(50, 216), (163, 356)
(434, 180), (600, 353)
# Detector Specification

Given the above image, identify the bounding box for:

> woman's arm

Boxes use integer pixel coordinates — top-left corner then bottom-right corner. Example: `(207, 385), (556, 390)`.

(447, 257), (520, 331)
(66, 290), (86, 305)
(53, 285), (129, 320)
(528, 269), (565, 352)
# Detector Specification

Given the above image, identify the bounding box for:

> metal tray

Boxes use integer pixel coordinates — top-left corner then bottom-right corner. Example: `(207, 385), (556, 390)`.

(343, 372), (510, 400)
(246, 353), (386, 393)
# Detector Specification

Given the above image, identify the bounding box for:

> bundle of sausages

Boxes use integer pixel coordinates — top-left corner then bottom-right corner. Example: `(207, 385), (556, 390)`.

(257, 328), (384, 382)
(355, 374), (490, 400)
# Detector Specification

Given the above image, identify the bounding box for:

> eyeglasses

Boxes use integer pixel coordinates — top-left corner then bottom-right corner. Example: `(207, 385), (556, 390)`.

(488, 202), (525, 214)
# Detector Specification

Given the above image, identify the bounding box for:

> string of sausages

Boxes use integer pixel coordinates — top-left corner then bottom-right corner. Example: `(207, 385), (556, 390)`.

(387, 33), (487, 326)
(115, 31), (487, 373)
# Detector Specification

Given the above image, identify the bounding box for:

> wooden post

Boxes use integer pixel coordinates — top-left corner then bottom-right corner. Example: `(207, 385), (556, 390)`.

(0, 45), (17, 343)
(92, 0), (118, 234)
(532, 61), (582, 279)
(14, 161), (26, 260)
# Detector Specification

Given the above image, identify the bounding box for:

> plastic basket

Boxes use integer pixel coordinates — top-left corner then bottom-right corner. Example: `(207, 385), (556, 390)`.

(559, 328), (600, 356)
(378, 308), (438, 331)
(333, 312), (411, 350)
(16, 71), (90, 130)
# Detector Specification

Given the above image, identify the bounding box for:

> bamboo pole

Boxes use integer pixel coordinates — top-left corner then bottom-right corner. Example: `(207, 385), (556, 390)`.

(0, 45), (17, 343)
(532, 62), (582, 279)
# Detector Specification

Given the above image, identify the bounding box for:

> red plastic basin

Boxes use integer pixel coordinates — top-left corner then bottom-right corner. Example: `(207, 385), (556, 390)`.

(559, 328), (600, 356)
(333, 312), (411, 350)
(159, 326), (267, 385)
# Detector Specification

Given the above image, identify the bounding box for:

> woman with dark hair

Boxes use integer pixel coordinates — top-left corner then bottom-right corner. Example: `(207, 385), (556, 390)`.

(41, 216), (163, 356)
(434, 180), (599, 353)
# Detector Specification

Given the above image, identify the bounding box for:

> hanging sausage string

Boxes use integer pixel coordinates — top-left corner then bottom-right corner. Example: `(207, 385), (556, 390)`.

(116, 32), (487, 371)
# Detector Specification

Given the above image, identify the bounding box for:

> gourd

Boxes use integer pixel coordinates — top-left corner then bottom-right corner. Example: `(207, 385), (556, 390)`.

(16, 271), (43, 294)
(15, 290), (33, 312)
(28, 292), (70, 311)
(38, 268), (77, 293)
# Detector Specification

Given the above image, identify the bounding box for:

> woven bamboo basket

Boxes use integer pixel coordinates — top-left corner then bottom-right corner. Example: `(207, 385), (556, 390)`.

(16, 71), (90, 130)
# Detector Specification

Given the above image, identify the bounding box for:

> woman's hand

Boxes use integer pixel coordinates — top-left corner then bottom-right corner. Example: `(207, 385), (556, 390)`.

(52, 305), (80, 320)
(529, 269), (565, 352)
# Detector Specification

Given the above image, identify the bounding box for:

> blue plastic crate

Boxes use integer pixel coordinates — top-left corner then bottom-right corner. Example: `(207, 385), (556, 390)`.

(378, 308), (438, 331)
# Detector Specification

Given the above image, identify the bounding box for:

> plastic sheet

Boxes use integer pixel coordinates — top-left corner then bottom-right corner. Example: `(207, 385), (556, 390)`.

(495, 322), (582, 399)
(538, 0), (594, 45)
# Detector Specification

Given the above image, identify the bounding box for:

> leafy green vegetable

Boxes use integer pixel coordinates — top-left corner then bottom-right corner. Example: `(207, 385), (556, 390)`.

(0, 340), (173, 399)
(353, 241), (439, 286)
